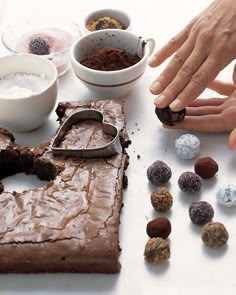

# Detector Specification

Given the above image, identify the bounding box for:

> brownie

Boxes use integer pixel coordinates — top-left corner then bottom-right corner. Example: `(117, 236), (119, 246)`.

(0, 99), (130, 273)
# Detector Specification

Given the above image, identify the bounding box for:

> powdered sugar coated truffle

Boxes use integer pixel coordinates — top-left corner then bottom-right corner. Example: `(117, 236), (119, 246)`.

(147, 160), (172, 186)
(216, 184), (236, 207)
(175, 134), (200, 159)
(178, 171), (202, 193)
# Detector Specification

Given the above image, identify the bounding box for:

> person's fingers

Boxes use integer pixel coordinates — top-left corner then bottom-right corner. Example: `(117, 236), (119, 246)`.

(149, 27), (189, 67)
(169, 55), (223, 111)
(186, 105), (222, 116)
(233, 64), (236, 85)
(207, 79), (236, 95)
(150, 39), (195, 97)
(163, 114), (224, 132)
(188, 97), (224, 107)
(228, 128), (236, 149)
(153, 44), (208, 107)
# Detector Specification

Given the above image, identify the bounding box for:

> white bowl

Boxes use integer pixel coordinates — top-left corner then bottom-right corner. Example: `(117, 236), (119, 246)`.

(82, 8), (132, 34)
(0, 54), (58, 132)
(71, 29), (155, 99)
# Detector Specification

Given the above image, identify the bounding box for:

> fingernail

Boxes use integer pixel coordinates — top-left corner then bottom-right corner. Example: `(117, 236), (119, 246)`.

(154, 94), (166, 106)
(150, 81), (162, 93)
(170, 98), (181, 110)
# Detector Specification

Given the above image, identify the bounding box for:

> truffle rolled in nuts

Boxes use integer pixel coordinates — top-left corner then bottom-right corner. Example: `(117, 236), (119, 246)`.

(144, 237), (170, 264)
(201, 222), (229, 248)
(151, 187), (173, 212)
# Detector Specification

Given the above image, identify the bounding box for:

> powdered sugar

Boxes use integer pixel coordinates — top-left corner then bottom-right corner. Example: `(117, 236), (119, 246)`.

(0, 73), (50, 98)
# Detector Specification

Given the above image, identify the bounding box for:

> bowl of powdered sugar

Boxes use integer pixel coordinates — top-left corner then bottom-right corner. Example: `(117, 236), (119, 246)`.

(0, 54), (58, 132)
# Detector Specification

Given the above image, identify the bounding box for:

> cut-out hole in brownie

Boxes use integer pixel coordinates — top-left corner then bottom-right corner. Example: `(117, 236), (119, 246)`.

(2, 173), (48, 193)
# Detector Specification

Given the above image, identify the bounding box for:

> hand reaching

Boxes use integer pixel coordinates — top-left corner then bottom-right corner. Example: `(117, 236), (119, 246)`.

(163, 67), (236, 149)
(149, 0), (236, 112)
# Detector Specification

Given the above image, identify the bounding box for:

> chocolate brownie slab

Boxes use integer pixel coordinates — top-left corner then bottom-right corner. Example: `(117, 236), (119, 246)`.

(0, 99), (130, 273)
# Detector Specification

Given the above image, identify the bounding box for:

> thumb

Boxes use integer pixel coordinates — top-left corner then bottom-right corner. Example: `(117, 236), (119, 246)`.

(228, 128), (236, 150)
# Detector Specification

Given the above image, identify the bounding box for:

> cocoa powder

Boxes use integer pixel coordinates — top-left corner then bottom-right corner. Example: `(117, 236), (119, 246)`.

(80, 47), (141, 71)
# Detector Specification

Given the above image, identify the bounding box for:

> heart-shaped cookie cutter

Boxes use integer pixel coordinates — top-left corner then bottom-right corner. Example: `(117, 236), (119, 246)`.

(51, 109), (122, 158)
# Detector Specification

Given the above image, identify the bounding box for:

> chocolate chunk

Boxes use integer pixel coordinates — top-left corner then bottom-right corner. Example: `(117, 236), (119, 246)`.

(155, 106), (186, 126)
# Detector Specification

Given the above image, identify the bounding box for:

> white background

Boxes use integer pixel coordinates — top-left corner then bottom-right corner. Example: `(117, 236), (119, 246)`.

(0, 0), (236, 294)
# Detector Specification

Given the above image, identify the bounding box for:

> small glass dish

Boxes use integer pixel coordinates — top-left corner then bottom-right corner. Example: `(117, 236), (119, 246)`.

(2, 18), (82, 76)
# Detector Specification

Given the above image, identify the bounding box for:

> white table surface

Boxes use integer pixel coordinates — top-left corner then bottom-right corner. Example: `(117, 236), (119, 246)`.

(0, 0), (236, 294)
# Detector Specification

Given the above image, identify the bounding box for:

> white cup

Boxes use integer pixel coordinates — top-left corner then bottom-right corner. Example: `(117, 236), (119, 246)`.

(71, 29), (155, 99)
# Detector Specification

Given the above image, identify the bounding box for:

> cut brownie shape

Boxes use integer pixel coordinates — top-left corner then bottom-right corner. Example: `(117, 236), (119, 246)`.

(0, 99), (130, 273)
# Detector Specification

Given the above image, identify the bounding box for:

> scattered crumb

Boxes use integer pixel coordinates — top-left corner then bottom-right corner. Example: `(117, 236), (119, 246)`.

(137, 155), (141, 159)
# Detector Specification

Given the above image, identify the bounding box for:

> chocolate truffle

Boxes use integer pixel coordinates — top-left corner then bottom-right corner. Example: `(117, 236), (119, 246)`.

(194, 157), (218, 179)
(189, 201), (214, 225)
(216, 184), (236, 207)
(29, 36), (50, 55)
(151, 187), (173, 212)
(178, 171), (202, 193)
(144, 237), (170, 264)
(201, 222), (229, 248)
(175, 134), (200, 160)
(147, 160), (172, 186)
(146, 217), (171, 239)
(155, 106), (186, 126)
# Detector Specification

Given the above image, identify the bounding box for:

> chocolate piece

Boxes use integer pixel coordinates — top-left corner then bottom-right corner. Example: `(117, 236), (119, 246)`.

(178, 171), (202, 193)
(146, 217), (171, 239)
(144, 237), (170, 264)
(201, 222), (229, 248)
(216, 184), (236, 207)
(155, 106), (186, 126)
(175, 134), (200, 160)
(194, 157), (219, 179)
(81, 47), (141, 71)
(0, 99), (130, 273)
(189, 201), (214, 225)
(151, 187), (173, 212)
(147, 160), (172, 186)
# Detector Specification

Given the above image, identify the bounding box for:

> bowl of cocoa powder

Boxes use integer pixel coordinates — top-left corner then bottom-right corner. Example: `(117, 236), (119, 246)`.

(71, 29), (155, 98)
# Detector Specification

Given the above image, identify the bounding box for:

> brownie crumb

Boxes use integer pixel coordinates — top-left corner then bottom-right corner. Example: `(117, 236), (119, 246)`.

(137, 155), (140, 159)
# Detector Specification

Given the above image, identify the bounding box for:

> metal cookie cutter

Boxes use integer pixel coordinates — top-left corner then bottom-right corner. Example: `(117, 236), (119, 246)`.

(51, 109), (122, 158)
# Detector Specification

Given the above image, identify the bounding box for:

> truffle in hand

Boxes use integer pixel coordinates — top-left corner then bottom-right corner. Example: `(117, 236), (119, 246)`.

(155, 106), (186, 126)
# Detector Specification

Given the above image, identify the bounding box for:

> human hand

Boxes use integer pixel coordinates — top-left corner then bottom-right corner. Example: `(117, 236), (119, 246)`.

(163, 67), (236, 149)
(149, 0), (236, 111)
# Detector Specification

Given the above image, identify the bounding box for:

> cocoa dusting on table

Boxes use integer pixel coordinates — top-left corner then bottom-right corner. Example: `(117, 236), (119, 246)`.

(81, 47), (141, 71)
